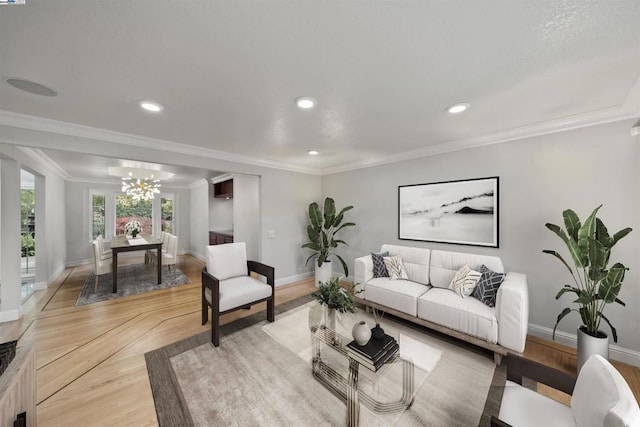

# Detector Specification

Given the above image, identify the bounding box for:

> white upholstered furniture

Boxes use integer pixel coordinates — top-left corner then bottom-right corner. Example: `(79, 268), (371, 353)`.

(149, 234), (178, 272)
(492, 354), (640, 427)
(91, 240), (112, 292)
(354, 244), (529, 363)
(201, 242), (275, 347)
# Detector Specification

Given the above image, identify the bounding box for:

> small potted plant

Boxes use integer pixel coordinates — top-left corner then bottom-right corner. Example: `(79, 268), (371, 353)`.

(543, 205), (631, 371)
(310, 277), (361, 334)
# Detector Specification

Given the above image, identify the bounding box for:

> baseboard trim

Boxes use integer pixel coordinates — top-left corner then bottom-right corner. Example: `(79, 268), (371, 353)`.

(275, 272), (313, 287)
(528, 323), (640, 367)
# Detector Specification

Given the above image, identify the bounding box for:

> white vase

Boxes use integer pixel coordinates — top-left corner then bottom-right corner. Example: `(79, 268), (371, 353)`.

(352, 320), (372, 346)
(315, 260), (332, 287)
(577, 326), (609, 372)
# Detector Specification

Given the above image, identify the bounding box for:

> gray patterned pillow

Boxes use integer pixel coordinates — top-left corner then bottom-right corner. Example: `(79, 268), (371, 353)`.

(471, 265), (506, 307)
(371, 251), (389, 278)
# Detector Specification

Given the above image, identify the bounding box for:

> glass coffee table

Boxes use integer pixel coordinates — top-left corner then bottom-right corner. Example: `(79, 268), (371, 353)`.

(310, 320), (415, 427)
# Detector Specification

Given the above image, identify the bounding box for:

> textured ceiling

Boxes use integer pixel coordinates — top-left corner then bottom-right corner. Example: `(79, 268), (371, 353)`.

(1, 0), (639, 177)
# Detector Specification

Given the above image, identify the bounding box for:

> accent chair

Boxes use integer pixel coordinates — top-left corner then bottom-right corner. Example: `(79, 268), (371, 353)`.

(91, 240), (112, 292)
(492, 354), (640, 427)
(201, 242), (275, 347)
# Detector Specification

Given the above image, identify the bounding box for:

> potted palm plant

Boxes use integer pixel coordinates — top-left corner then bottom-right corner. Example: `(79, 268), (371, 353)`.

(302, 197), (355, 286)
(543, 205), (632, 371)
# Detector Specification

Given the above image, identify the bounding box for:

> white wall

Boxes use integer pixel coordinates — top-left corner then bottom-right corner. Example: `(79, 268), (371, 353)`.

(0, 144), (67, 320)
(189, 180), (210, 263)
(322, 119), (640, 361)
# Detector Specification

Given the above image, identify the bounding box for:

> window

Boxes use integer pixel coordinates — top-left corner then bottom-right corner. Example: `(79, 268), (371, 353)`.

(161, 196), (174, 233)
(91, 194), (106, 239)
(115, 194), (152, 235)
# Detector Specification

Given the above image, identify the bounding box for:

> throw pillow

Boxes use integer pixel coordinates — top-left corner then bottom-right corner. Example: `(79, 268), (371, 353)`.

(471, 265), (506, 307)
(449, 265), (482, 297)
(383, 255), (409, 280)
(371, 251), (389, 278)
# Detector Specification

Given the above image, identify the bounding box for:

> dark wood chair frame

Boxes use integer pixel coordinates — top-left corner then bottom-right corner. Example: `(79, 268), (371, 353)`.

(490, 354), (577, 427)
(201, 261), (275, 347)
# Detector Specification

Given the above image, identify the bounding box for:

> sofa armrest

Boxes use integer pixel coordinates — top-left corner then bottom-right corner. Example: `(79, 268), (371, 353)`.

(354, 255), (373, 297)
(496, 272), (529, 353)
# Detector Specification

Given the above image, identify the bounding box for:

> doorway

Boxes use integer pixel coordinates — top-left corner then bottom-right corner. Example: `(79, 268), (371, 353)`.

(20, 169), (36, 300)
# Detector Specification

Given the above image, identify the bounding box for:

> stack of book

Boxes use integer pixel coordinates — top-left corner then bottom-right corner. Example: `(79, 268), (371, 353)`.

(346, 333), (398, 371)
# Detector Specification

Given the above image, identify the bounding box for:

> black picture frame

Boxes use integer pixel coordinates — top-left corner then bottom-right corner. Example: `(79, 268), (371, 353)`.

(398, 177), (499, 248)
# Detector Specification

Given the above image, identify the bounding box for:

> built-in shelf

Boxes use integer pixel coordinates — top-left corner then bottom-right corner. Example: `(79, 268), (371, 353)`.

(214, 179), (233, 199)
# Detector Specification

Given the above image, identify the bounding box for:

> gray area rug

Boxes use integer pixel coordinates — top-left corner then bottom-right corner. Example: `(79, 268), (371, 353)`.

(145, 295), (506, 426)
(76, 263), (190, 306)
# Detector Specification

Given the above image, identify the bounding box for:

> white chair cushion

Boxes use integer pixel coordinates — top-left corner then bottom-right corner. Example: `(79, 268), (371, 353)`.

(381, 244), (431, 285)
(430, 249), (504, 288)
(499, 380), (576, 427)
(572, 354), (640, 427)
(417, 288), (498, 343)
(206, 242), (247, 281)
(363, 278), (430, 316)
(205, 276), (272, 313)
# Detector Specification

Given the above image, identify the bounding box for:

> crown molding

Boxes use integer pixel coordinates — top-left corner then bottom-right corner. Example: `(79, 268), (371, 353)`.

(16, 147), (71, 179)
(0, 110), (321, 176)
(188, 179), (209, 189)
(322, 92), (640, 175)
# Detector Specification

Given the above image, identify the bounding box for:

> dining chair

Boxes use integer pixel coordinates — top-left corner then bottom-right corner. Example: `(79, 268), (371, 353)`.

(149, 234), (178, 272)
(92, 240), (112, 292)
(96, 235), (112, 260)
(201, 242), (275, 347)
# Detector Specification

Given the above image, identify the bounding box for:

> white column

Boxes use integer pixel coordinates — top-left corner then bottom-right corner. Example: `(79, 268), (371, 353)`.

(0, 157), (23, 321)
(34, 174), (48, 290)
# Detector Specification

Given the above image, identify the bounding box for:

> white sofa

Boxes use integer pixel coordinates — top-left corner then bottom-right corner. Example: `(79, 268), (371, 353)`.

(354, 244), (529, 363)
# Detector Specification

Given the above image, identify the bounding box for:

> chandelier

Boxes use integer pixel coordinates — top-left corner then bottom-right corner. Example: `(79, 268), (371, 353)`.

(108, 166), (174, 201)
(121, 174), (161, 201)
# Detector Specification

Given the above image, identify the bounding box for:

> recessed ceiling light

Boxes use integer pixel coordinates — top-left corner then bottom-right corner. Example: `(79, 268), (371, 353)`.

(139, 100), (164, 113)
(307, 150), (319, 155)
(4, 77), (57, 96)
(446, 103), (470, 114)
(296, 97), (316, 109)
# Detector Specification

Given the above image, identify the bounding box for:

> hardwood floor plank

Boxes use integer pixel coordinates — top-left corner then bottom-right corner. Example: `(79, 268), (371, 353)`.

(2, 255), (636, 426)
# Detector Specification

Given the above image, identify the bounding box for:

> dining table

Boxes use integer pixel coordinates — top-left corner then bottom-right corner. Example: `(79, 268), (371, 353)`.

(110, 234), (162, 293)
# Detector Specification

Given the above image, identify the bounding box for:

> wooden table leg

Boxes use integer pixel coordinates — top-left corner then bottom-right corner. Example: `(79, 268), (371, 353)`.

(156, 246), (162, 284)
(112, 251), (118, 293)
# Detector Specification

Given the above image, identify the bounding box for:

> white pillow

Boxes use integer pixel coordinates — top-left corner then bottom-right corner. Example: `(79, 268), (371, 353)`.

(383, 255), (409, 280)
(448, 264), (482, 297)
(206, 242), (247, 281)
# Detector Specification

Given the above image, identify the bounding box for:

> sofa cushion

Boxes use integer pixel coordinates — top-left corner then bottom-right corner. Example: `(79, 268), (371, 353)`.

(448, 264), (482, 297)
(204, 276), (272, 313)
(417, 288), (498, 343)
(430, 250), (504, 289)
(206, 242), (247, 281)
(364, 277), (430, 316)
(384, 255), (409, 280)
(381, 244), (431, 285)
(499, 380), (575, 427)
(472, 265), (506, 307)
(371, 251), (389, 278)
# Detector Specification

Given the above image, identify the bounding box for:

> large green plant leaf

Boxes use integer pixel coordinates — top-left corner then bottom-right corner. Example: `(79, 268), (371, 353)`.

(599, 263), (627, 303)
(545, 223), (585, 268)
(599, 312), (618, 342)
(323, 198), (336, 230)
(577, 205), (601, 262)
(335, 254), (349, 277)
(587, 237), (607, 280)
(563, 209), (581, 241)
(611, 227), (632, 247)
(595, 218), (610, 246)
(555, 285), (581, 300)
(306, 224), (320, 244)
(553, 307), (574, 340)
(334, 222), (356, 234)
(309, 202), (323, 229)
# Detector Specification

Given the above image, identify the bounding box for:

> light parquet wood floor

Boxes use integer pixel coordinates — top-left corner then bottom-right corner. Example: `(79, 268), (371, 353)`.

(0, 254), (638, 425)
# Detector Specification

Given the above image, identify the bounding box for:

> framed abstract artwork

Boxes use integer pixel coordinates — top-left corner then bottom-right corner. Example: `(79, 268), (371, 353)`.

(398, 177), (499, 247)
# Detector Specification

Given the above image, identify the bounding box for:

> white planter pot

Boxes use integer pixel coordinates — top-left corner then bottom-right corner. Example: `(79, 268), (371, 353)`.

(577, 326), (609, 372)
(315, 260), (332, 287)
